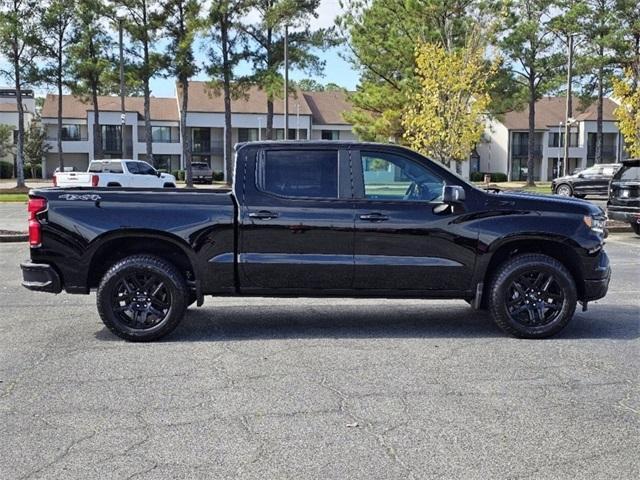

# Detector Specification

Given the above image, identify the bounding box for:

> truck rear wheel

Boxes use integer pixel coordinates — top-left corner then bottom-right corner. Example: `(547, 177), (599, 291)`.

(97, 255), (188, 341)
(488, 254), (577, 339)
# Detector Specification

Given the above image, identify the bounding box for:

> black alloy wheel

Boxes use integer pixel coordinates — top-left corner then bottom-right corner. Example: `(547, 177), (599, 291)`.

(489, 254), (577, 338)
(97, 255), (188, 341)
(111, 272), (171, 329)
(505, 270), (565, 327)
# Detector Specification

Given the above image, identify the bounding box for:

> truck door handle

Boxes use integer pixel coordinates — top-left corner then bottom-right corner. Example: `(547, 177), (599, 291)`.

(248, 210), (279, 220)
(359, 212), (389, 222)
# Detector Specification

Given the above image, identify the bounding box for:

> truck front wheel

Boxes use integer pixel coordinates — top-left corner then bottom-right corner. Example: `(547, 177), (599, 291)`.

(488, 254), (577, 339)
(96, 255), (188, 341)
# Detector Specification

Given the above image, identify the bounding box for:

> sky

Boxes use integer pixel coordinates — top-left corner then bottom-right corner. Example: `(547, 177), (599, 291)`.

(149, 0), (360, 98)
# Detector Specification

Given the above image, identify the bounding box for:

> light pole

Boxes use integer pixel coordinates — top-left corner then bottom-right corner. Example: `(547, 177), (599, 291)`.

(562, 116), (577, 176)
(258, 117), (262, 141)
(296, 103), (299, 140)
(118, 14), (126, 159)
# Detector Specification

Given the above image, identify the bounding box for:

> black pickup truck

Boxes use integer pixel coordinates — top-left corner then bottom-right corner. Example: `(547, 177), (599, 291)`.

(21, 141), (611, 341)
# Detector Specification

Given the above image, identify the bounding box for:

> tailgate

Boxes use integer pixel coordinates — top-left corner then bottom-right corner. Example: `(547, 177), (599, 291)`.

(55, 172), (93, 187)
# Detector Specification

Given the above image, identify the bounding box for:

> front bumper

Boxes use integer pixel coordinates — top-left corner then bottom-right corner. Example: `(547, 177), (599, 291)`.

(21, 261), (62, 293)
(581, 250), (611, 302)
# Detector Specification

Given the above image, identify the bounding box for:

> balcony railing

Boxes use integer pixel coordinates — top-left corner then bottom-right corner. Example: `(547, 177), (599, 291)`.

(587, 145), (617, 161)
(512, 144), (543, 157)
(192, 139), (223, 154)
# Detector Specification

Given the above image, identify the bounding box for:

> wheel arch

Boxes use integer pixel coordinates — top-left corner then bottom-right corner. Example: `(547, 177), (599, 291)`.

(482, 237), (585, 303)
(86, 231), (200, 294)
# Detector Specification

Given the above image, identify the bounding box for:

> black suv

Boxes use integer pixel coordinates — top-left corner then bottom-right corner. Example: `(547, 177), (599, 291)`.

(607, 158), (640, 235)
(552, 163), (621, 198)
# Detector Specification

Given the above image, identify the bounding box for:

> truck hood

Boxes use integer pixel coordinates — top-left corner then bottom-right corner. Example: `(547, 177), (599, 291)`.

(487, 191), (604, 216)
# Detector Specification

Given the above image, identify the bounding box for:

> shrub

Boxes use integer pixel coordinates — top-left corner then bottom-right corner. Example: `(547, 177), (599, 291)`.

(23, 165), (42, 179)
(470, 172), (508, 183)
(0, 161), (13, 178)
(171, 169), (185, 181)
(212, 171), (224, 181)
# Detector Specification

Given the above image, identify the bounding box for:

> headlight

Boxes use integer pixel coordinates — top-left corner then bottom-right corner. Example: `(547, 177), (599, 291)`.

(584, 215), (606, 233)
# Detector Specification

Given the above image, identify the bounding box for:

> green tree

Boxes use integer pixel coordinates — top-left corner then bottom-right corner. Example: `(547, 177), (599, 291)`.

(241, 0), (331, 139)
(337, 0), (488, 142)
(295, 78), (325, 91)
(68, 0), (115, 160)
(0, 0), (41, 187)
(23, 122), (51, 179)
(402, 36), (494, 168)
(113, 0), (166, 166)
(499, 0), (564, 185)
(163, 0), (201, 187)
(0, 124), (14, 164)
(39, 0), (75, 172)
(579, 0), (619, 163)
(614, 0), (639, 88)
(205, 0), (252, 184)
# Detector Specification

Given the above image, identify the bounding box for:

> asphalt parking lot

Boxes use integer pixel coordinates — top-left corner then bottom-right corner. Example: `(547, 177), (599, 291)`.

(0, 233), (638, 479)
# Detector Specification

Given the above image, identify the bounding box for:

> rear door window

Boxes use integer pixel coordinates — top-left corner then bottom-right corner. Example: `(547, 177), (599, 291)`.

(258, 150), (338, 199)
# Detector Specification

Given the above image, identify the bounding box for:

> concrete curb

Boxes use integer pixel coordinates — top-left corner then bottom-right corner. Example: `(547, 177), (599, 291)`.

(0, 231), (28, 243)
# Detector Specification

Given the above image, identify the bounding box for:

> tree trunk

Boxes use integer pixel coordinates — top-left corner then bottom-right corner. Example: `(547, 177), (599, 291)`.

(595, 59), (604, 164)
(266, 99), (274, 140)
(563, 34), (573, 177)
(57, 41), (64, 172)
(13, 47), (25, 188)
(181, 77), (193, 187)
(527, 80), (536, 187)
(92, 86), (103, 160)
(221, 18), (233, 185)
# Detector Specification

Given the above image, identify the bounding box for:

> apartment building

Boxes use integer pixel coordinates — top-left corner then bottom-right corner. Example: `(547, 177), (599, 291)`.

(40, 83), (356, 179)
(476, 97), (626, 181)
(0, 88), (36, 164)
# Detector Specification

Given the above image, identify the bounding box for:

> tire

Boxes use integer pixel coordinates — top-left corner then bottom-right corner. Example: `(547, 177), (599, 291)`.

(631, 222), (640, 236)
(555, 183), (573, 196)
(488, 254), (577, 339)
(163, 183), (176, 188)
(97, 255), (188, 342)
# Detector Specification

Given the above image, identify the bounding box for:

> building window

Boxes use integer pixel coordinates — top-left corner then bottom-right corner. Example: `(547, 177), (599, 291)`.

(151, 126), (171, 143)
(238, 128), (259, 142)
(321, 130), (339, 140)
(102, 125), (121, 152)
(61, 124), (81, 141)
(549, 132), (578, 147)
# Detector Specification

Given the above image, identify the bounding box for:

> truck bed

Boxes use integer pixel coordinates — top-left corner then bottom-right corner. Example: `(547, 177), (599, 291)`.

(29, 186), (236, 294)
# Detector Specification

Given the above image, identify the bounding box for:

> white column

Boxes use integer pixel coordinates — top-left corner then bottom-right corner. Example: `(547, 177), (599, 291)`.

(540, 155), (548, 181)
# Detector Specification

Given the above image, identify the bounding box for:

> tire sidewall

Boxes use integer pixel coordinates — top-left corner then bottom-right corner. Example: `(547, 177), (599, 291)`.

(490, 257), (577, 338)
(97, 258), (187, 341)
(556, 184), (572, 196)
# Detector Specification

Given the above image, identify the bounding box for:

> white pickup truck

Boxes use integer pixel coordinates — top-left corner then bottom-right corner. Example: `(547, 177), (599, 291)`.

(53, 159), (177, 188)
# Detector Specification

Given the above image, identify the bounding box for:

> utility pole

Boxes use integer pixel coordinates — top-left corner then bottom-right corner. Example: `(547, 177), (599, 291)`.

(119, 16), (127, 159)
(563, 33), (574, 177)
(283, 24), (289, 140)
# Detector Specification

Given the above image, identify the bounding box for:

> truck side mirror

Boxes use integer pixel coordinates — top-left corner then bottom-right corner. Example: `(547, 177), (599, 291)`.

(443, 185), (466, 204)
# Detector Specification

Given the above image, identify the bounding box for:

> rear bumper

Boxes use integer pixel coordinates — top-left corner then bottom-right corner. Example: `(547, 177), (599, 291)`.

(21, 261), (62, 293)
(581, 250), (611, 302)
(607, 206), (640, 223)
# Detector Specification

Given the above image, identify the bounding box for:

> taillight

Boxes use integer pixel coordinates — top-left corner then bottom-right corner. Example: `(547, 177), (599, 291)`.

(28, 197), (47, 247)
(91, 174), (99, 187)
(52, 174), (57, 187)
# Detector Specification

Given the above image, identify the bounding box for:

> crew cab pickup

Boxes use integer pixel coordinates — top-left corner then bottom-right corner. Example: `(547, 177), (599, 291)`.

(21, 142), (611, 341)
(53, 159), (176, 188)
